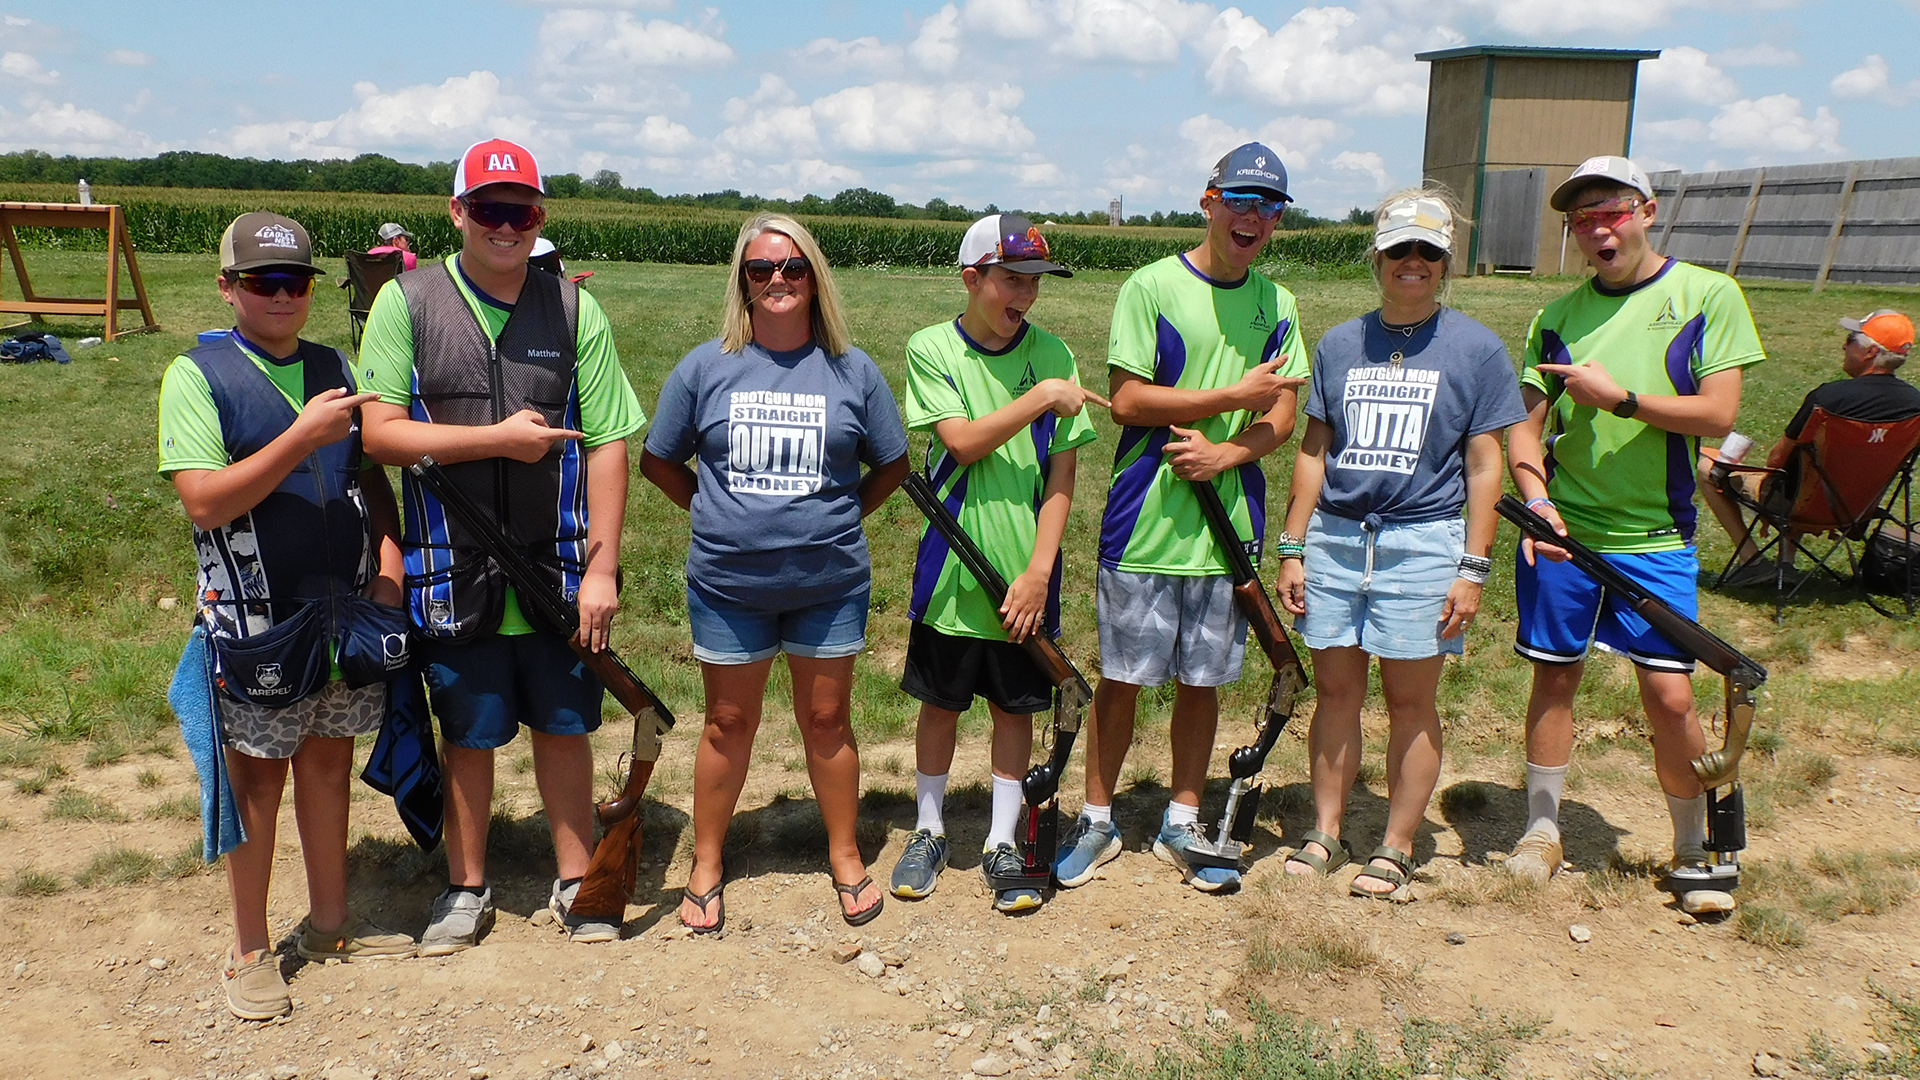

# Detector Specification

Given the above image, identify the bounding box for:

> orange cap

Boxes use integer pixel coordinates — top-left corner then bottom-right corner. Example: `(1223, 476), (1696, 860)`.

(1840, 309), (1914, 355)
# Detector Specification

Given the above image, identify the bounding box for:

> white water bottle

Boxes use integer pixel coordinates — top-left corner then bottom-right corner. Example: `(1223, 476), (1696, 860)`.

(77, 179), (91, 206)
(1710, 431), (1752, 486)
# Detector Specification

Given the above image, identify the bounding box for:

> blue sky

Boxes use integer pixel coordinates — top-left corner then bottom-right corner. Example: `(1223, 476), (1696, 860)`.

(2, 1), (1915, 216)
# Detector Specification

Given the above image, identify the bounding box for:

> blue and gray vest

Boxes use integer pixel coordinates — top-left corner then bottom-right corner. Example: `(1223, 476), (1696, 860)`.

(393, 263), (583, 640)
(186, 334), (373, 641)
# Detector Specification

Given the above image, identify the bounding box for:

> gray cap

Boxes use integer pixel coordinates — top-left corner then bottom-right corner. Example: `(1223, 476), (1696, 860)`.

(376, 222), (413, 242)
(1550, 155), (1654, 211)
(219, 212), (321, 274)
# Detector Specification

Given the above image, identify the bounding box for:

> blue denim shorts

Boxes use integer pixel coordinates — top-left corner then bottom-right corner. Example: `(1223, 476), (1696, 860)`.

(686, 580), (869, 665)
(1299, 511), (1465, 661)
(419, 631), (604, 750)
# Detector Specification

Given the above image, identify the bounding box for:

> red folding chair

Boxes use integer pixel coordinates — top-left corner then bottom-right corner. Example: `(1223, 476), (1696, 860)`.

(1711, 408), (1920, 620)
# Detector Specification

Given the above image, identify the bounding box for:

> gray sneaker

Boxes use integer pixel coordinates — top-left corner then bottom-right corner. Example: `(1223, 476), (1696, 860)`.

(981, 844), (1043, 913)
(890, 829), (950, 899)
(419, 886), (495, 956)
(1052, 813), (1122, 888)
(549, 878), (621, 943)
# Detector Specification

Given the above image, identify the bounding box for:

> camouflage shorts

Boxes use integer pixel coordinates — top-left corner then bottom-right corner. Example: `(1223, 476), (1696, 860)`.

(221, 679), (384, 759)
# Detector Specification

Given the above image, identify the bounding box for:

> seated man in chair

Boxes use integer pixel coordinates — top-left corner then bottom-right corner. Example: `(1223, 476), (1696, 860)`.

(1702, 309), (1919, 584)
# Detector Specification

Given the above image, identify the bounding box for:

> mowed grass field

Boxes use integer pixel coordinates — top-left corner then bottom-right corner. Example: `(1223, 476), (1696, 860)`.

(1, 246), (1918, 778)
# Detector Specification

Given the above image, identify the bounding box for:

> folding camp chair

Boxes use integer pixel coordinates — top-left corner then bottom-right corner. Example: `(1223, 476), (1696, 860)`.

(1711, 407), (1920, 620)
(338, 249), (404, 354)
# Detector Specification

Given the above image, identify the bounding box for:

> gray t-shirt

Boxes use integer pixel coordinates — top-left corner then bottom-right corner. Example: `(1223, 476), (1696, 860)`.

(645, 337), (909, 608)
(1306, 308), (1527, 524)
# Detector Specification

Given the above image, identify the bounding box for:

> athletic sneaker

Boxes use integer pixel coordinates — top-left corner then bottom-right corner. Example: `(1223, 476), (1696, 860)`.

(1504, 830), (1565, 884)
(1151, 815), (1241, 893)
(981, 844), (1044, 913)
(1052, 813), (1122, 888)
(419, 885), (496, 956)
(222, 949), (291, 1021)
(1667, 847), (1739, 915)
(294, 912), (416, 961)
(891, 829), (950, 899)
(548, 878), (621, 943)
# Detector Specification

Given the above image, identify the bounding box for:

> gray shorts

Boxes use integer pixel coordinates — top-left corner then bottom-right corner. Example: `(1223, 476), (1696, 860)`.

(221, 679), (385, 759)
(1096, 567), (1248, 688)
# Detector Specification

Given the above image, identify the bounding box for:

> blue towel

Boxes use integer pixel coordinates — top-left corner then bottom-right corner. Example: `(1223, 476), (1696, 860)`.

(169, 627), (245, 860)
(361, 667), (444, 852)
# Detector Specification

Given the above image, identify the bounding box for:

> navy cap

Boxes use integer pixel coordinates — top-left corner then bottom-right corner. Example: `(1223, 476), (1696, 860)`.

(1207, 142), (1291, 202)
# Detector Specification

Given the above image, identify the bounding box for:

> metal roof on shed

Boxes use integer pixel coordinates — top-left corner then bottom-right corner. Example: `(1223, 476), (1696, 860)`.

(1414, 45), (1661, 62)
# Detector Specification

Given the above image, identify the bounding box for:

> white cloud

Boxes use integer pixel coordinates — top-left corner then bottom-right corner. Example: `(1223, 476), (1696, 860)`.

(1012, 159), (1065, 186)
(1178, 113), (1343, 172)
(1329, 149), (1390, 191)
(0, 96), (155, 155)
(518, 0), (674, 7)
(1707, 94), (1844, 157)
(1831, 55), (1920, 105)
(1641, 117), (1708, 143)
(1448, 0), (1717, 35)
(629, 115), (696, 155)
(958, 0), (1210, 64)
(1714, 43), (1798, 67)
(0, 51), (60, 85)
(1640, 46), (1739, 106)
(105, 48), (154, 67)
(1200, 7), (1426, 115)
(910, 5), (964, 73)
(212, 71), (536, 159)
(535, 9), (734, 70)
(812, 81), (1033, 154)
(962, 0), (1054, 39)
(795, 35), (903, 73)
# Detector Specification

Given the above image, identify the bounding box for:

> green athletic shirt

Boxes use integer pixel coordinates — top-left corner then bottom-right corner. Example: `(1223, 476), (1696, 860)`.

(904, 319), (1097, 641)
(1098, 253), (1308, 575)
(356, 254), (646, 633)
(1520, 258), (1765, 553)
(158, 332), (358, 474)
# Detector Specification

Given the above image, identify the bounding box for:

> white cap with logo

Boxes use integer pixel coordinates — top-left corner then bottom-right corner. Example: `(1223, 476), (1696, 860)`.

(1550, 155), (1654, 212)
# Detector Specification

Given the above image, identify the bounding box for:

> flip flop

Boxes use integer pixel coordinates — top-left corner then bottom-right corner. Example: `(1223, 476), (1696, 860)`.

(833, 875), (884, 927)
(680, 882), (725, 935)
(1283, 829), (1352, 876)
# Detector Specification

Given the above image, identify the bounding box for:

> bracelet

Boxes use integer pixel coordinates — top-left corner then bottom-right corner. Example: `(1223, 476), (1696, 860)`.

(1524, 497), (1553, 512)
(1457, 554), (1492, 585)
(1275, 531), (1305, 559)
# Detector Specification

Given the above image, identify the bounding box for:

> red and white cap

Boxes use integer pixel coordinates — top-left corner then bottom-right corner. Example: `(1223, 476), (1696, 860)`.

(453, 139), (543, 198)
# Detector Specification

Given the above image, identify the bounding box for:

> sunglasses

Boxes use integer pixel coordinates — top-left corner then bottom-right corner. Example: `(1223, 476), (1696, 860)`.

(1564, 197), (1642, 231)
(1381, 240), (1448, 262)
(1211, 190), (1287, 221)
(742, 257), (812, 285)
(460, 198), (546, 232)
(227, 272), (316, 298)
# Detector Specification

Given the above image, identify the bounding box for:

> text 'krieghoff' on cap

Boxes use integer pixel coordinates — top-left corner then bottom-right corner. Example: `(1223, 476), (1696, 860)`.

(1207, 142), (1291, 202)
(220, 212), (322, 275)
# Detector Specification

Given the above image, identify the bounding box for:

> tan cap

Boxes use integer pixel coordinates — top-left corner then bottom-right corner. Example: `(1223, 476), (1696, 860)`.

(219, 212), (321, 274)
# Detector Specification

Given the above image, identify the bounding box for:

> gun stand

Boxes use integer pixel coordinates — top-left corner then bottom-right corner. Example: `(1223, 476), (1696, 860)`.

(984, 698), (1080, 892)
(1664, 784), (1744, 894)
(1181, 675), (1297, 871)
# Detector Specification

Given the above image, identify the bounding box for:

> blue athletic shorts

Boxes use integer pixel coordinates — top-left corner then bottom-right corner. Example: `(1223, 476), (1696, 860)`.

(420, 631), (605, 749)
(1513, 546), (1699, 672)
(1300, 511), (1465, 661)
(686, 580), (868, 665)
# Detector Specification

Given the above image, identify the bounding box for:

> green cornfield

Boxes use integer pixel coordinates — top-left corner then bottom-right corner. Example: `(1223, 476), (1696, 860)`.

(0, 183), (1371, 273)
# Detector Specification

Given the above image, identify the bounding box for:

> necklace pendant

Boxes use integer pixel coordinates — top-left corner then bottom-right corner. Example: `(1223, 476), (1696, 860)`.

(1390, 350), (1404, 367)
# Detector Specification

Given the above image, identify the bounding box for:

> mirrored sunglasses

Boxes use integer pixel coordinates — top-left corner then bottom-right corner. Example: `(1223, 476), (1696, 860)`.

(1213, 191), (1287, 220)
(743, 257), (811, 284)
(228, 272), (316, 298)
(1564, 198), (1641, 231)
(460, 199), (546, 232)
(1382, 240), (1448, 262)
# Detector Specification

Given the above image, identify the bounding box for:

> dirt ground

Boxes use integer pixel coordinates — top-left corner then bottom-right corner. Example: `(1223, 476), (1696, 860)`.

(3, 693), (1917, 1080)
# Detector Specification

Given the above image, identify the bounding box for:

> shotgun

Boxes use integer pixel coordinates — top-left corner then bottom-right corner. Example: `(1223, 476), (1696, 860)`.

(1498, 494), (1764, 891)
(902, 470), (1090, 891)
(410, 457), (675, 920)
(1182, 473), (1309, 871)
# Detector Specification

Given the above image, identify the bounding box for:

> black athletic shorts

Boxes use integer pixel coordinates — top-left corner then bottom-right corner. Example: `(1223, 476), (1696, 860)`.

(899, 622), (1053, 714)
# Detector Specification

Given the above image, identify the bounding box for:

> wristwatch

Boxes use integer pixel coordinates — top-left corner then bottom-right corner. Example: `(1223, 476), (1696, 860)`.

(1611, 390), (1640, 419)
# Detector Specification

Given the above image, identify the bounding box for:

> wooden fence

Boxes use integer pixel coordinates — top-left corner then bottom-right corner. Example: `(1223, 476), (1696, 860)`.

(1648, 157), (1920, 290)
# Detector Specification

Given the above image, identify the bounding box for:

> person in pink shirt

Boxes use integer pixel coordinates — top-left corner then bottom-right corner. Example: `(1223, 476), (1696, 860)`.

(368, 222), (417, 271)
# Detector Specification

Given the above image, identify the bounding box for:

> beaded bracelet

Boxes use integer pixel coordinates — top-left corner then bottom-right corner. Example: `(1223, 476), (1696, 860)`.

(1457, 553), (1492, 585)
(1275, 531), (1306, 560)
(1524, 497), (1553, 512)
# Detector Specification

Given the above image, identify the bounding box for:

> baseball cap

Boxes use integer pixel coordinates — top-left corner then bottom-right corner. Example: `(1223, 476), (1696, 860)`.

(376, 222), (413, 242)
(958, 214), (1071, 277)
(1207, 142), (1291, 201)
(453, 138), (544, 198)
(1375, 194), (1454, 254)
(1550, 155), (1654, 211)
(219, 211), (322, 275)
(1840, 309), (1915, 355)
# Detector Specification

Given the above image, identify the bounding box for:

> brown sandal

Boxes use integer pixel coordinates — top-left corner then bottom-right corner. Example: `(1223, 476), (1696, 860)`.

(833, 875), (884, 926)
(680, 882), (725, 934)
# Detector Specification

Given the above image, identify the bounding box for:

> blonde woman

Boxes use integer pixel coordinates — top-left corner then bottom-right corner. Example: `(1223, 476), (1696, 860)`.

(1273, 188), (1525, 900)
(640, 214), (909, 931)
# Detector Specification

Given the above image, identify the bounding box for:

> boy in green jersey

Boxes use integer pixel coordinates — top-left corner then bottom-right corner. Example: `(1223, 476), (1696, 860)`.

(1056, 143), (1310, 894)
(892, 214), (1107, 913)
(1506, 156), (1764, 916)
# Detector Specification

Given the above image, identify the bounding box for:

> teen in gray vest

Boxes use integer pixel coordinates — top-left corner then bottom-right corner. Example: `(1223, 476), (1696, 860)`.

(358, 139), (646, 951)
(159, 212), (415, 1021)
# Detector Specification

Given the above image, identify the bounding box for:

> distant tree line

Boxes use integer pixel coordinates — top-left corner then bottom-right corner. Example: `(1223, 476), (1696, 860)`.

(0, 149), (1366, 228)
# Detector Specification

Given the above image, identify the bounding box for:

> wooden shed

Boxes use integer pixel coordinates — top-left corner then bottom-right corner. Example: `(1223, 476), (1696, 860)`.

(1416, 45), (1659, 275)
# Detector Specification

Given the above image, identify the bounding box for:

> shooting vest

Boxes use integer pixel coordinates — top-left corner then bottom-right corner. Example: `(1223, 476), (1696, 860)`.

(186, 333), (373, 641)
(393, 262), (584, 640)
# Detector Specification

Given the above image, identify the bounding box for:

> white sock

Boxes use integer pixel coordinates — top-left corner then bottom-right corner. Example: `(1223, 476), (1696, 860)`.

(1081, 802), (1112, 826)
(1164, 801), (1200, 828)
(1525, 762), (1568, 843)
(915, 771), (948, 835)
(1668, 793), (1708, 857)
(986, 774), (1024, 850)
